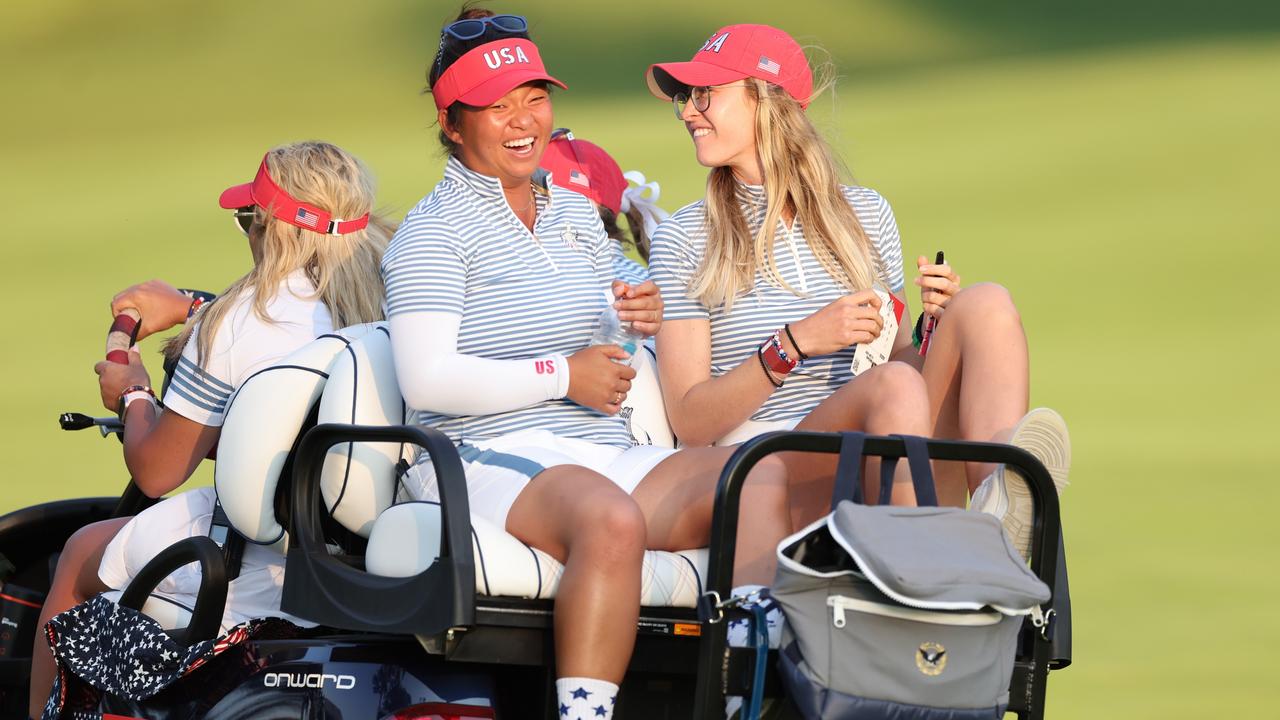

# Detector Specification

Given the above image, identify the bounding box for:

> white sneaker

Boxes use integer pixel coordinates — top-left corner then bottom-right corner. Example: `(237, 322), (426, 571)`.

(971, 408), (1071, 560)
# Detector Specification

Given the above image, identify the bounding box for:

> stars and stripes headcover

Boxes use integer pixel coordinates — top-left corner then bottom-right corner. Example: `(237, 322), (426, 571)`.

(40, 594), (304, 719)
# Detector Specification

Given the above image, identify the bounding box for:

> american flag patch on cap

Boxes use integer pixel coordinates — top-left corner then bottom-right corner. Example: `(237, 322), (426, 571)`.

(295, 207), (320, 229)
(757, 56), (780, 75)
(569, 169), (590, 187)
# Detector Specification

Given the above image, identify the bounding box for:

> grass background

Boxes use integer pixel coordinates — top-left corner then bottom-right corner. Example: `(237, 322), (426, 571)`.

(2, 1), (1278, 716)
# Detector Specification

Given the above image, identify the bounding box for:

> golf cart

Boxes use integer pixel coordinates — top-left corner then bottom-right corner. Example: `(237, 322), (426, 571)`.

(0, 319), (1072, 719)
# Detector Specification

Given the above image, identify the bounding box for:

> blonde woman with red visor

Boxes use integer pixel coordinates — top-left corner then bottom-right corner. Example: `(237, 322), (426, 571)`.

(28, 142), (392, 719)
(383, 10), (789, 716)
(645, 25), (1071, 559)
(540, 127), (669, 284)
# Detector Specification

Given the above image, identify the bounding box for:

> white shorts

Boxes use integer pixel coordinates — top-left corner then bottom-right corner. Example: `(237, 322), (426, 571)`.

(98, 486), (315, 632)
(714, 416), (804, 447)
(403, 429), (678, 529)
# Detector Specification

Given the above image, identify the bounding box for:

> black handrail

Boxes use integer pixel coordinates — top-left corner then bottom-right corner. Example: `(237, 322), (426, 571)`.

(281, 423), (476, 635)
(117, 536), (227, 647)
(690, 431), (1066, 720)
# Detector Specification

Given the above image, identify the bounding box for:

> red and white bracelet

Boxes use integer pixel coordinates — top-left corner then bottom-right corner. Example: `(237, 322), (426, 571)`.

(118, 384), (159, 419)
(760, 330), (798, 376)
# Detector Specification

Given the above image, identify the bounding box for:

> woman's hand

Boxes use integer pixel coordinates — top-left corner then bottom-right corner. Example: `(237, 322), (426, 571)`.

(787, 289), (885, 357)
(914, 256), (961, 320)
(94, 350), (153, 413)
(111, 280), (192, 341)
(566, 345), (637, 415)
(613, 279), (663, 337)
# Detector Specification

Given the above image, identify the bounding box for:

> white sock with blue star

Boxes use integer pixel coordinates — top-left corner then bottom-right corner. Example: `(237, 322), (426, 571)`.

(556, 677), (618, 719)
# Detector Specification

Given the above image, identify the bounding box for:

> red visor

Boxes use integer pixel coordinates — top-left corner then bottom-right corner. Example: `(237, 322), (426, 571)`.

(431, 38), (567, 110)
(218, 156), (369, 235)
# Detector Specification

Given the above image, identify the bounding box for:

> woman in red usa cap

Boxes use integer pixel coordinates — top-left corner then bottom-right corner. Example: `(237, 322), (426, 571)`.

(384, 9), (791, 715)
(646, 26), (1070, 556)
(30, 142), (394, 719)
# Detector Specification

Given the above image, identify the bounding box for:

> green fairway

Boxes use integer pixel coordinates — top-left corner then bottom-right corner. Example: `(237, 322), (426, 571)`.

(2, 1), (1277, 716)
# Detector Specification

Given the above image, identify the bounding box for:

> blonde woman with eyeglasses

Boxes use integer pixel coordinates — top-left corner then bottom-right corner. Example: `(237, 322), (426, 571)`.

(29, 141), (393, 719)
(646, 25), (1070, 558)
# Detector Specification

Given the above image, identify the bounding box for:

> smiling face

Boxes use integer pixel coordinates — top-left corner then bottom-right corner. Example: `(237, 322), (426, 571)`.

(442, 82), (553, 188)
(680, 81), (762, 183)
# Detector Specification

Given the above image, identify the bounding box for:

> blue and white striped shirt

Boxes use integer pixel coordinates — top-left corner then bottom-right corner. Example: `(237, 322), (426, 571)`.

(164, 271), (333, 427)
(611, 249), (649, 287)
(649, 182), (905, 424)
(383, 157), (635, 448)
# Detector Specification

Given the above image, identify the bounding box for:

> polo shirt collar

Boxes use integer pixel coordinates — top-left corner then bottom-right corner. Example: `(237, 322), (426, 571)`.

(443, 155), (508, 202)
(734, 179), (766, 208)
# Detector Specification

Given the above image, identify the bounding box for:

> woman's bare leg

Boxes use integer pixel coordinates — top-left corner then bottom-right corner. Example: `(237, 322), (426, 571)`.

(29, 517), (129, 719)
(785, 360), (932, 531)
(505, 466), (646, 682)
(919, 283), (1029, 506)
(631, 449), (789, 586)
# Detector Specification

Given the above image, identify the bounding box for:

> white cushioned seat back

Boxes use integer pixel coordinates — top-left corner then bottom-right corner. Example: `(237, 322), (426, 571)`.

(317, 324), (417, 537)
(366, 502), (707, 608)
(97, 486), (316, 632)
(216, 323), (384, 546)
(620, 344), (675, 449)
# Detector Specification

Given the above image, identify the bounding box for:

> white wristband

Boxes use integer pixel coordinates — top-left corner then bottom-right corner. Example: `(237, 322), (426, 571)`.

(122, 391), (159, 413)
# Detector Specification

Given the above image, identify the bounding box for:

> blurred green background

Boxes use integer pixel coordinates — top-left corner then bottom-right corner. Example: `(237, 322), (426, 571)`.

(2, 0), (1277, 716)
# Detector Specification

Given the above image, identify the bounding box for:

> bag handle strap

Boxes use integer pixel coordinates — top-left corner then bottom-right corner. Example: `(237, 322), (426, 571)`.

(877, 434), (939, 507)
(831, 432), (867, 510)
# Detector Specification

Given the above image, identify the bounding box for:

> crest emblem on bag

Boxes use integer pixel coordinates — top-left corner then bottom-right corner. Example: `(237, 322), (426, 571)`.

(916, 642), (947, 676)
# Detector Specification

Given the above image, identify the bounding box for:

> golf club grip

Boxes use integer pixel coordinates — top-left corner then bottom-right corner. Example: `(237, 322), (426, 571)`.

(106, 307), (141, 364)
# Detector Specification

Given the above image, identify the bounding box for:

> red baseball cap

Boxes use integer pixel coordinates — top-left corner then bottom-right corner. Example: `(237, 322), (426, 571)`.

(646, 24), (813, 109)
(540, 130), (628, 214)
(431, 38), (567, 111)
(219, 155), (370, 235)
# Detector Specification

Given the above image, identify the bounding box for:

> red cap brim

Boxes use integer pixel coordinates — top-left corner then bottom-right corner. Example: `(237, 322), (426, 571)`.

(218, 182), (253, 210)
(456, 70), (567, 108)
(646, 61), (747, 101)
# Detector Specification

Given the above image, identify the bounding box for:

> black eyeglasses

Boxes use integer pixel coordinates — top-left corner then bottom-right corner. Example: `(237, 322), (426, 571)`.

(444, 14), (527, 41)
(672, 82), (749, 119)
(233, 206), (257, 237)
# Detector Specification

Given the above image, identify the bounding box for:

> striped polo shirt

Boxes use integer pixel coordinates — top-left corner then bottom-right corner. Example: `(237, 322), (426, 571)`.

(165, 270), (333, 427)
(611, 249), (649, 286)
(649, 182), (905, 424)
(382, 156), (634, 448)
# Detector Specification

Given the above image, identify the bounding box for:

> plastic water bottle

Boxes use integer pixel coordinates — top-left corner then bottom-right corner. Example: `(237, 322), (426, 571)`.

(590, 301), (644, 366)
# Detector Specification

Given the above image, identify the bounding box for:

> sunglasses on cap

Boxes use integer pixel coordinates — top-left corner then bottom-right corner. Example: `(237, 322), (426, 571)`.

(444, 14), (527, 41)
(672, 82), (750, 119)
(233, 206), (257, 237)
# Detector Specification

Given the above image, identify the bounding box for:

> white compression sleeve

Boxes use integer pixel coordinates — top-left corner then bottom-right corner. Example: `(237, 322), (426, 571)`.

(389, 311), (571, 416)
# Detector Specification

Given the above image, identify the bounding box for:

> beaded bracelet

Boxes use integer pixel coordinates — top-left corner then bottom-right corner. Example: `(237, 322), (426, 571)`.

(187, 296), (207, 319)
(770, 331), (796, 369)
(760, 332), (798, 376)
